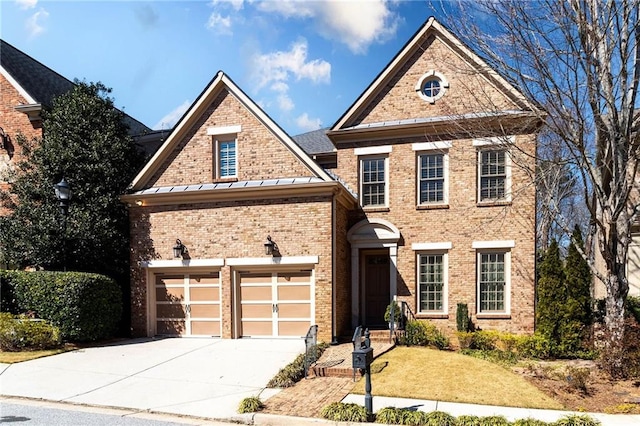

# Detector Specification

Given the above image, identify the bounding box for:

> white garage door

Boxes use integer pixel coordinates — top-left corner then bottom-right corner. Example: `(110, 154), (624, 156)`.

(155, 272), (221, 336)
(239, 270), (313, 337)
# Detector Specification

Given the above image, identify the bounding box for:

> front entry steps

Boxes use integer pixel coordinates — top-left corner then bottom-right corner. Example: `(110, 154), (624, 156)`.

(310, 330), (396, 378)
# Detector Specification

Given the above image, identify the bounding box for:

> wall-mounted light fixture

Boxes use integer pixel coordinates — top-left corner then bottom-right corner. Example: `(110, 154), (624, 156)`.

(173, 239), (188, 259)
(264, 235), (279, 256)
(0, 127), (6, 149)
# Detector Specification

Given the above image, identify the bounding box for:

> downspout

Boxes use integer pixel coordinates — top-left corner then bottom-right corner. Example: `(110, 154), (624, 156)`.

(331, 193), (338, 344)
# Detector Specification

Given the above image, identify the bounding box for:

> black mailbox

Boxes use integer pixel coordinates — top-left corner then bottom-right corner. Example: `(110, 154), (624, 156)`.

(352, 346), (373, 369)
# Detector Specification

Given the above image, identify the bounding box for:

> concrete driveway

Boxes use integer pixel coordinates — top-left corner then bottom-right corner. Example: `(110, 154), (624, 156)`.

(0, 337), (304, 421)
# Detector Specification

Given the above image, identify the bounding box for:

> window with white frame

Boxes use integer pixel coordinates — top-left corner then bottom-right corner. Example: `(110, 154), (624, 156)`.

(418, 253), (446, 313)
(413, 141), (450, 206)
(360, 156), (387, 207)
(208, 125), (241, 180)
(478, 251), (510, 313)
(478, 149), (508, 202)
(216, 138), (237, 178)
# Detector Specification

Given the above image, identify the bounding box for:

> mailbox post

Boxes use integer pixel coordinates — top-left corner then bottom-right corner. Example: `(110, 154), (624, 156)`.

(352, 328), (374, 415)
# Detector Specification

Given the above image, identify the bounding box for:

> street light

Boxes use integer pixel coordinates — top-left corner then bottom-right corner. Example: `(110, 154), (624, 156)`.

(54, 178), (72, 271)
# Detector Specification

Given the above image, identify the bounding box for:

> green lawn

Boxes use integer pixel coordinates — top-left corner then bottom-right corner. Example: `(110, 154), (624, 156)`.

(351, 346), (564, 410)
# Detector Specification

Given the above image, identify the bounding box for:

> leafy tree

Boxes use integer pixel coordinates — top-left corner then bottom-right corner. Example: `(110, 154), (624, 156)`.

(536, 239), (566, 351)
(0, 81), (143, 288)
(559, 225), (593, 356)
(439, 0), (640, 377)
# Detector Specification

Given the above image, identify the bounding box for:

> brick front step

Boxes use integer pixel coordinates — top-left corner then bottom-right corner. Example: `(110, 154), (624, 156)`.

(310, 340), (396, 378)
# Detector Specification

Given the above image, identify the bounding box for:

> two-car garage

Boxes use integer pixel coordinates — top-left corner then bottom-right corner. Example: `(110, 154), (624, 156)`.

(150, 264), (314, 338)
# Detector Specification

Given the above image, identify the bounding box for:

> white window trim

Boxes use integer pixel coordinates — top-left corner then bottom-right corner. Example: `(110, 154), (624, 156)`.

(472, 135), (515, 147)
(207, 125), (242, 136)
(477, 148), (512, 203)
(215, 136), (238, 179)
(359, 155), (389, 208)
(416, 149), (449, 206)
(472, 240), (515, 249)
(354, 145), (392, 156)
(141, 258), (225, 268)
(412, 141), (452, 151)
(226, 256), (319, 266)
(476, 249), (511, 315)
(416, 250), (448, 315)
(415, 70), (449, 103)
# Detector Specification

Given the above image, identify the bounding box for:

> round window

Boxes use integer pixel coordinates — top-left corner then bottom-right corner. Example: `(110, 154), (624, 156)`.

(416, 71), (448, 103)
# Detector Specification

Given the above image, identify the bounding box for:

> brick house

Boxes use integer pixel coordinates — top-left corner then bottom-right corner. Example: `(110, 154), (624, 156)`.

(123, 17), (542, 342)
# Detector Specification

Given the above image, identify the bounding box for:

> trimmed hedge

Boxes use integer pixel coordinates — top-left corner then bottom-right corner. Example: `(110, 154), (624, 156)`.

(1, 270), (122, 342)
(0, 312), (62, 351)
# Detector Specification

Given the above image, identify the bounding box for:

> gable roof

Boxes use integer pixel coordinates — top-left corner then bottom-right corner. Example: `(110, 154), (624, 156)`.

(128, 71), (334, 191)
(0, 39), (150, 136)
(330, 16), (538, 133)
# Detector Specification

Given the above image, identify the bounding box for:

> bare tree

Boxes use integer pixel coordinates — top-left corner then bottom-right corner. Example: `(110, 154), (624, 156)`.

(438, 0), (640, 377)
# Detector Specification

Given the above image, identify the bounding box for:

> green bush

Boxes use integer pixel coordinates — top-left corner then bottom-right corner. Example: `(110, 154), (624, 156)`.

(399, 320), (449, 349)
(320, 402), (369, 422)
(237, 396), (263, 413)
(384, 301), (403, 325)
(552, 414), (600, 426)
(469, 330), (499, 351)
(424, 411), (456, 426)
(456, 303), (470, 332)
(1, 270), (122, 342)
(476, 415), (510, 425)
(512, 418), (550, 426)
(375, 407), (407, 424)
(515, 333), (553, 359)
(456, 331), (474, 350)
(267, 342), (328, 388)
(0, 312), (62, 351)
(455, 415), (484, 426)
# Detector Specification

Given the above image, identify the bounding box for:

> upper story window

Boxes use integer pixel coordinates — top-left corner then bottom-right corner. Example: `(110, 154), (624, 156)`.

(474, 137), (514, 204)
(415, 71), (449, 104)
(355, 146), (392, 209)
(208, 125), (241, 180)
(413, 141), (451, 207)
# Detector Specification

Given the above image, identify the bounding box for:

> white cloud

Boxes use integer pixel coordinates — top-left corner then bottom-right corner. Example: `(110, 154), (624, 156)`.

(277, 94), (294, 112)
(257, 0), (399, 54)
(295, 113), (322, 132)
(25, 8), (48, 39)
(16, 0), (37, 10)
(206, 12), (232, 35)
(252, 39), (330, 92)
(153, 100), (191, 130)
(210, 0), (244, 11)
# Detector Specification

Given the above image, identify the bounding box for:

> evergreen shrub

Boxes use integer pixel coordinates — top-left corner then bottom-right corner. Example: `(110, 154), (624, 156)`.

(398, 320), (449, 349)
(0, 312), (62, 351)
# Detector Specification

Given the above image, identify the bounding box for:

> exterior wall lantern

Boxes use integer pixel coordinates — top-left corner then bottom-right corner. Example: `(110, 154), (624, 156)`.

(173, 239), (188, 259)
(264, 235), (279, 256)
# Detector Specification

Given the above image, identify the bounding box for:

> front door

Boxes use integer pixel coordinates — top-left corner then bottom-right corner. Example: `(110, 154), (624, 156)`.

(362, 251), (390, 328)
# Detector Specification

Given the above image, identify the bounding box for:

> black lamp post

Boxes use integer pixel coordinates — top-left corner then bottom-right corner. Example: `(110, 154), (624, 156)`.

(54, 178), (72, 271)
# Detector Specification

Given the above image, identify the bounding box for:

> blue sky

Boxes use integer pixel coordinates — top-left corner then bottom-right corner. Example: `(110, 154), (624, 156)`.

(2, 0), (444, 135)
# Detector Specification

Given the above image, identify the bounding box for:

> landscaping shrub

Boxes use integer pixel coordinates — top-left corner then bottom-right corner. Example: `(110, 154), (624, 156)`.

(398, 320), (449, 349)
(455, 331), (473, 350)
(1, 270), (121, 342)
(515, 333), (553, 359)
(266, 342), (328, 388)
(423, 411), (456, 426)
(552, 414), (600, 426)
(0, 312), (61, 351)
(455, 415), (484, 426)
(564, 366), (590, 393)
(320, 402), (369, 422)
(237, 396), (263, 413)
(375, 407), (407, 424)
(456, 303), (471, 332)
(512, 419), (549, 426)
(384, 301), (403, 325)
(475, 415), (510, 425)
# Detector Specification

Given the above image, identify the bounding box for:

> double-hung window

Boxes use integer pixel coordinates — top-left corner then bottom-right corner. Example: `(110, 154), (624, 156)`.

(412, 242), (451, 315)
(413, 141), (450, 206)
(473, 240), (513, 315)
(474, 137), (513, 203)
(208, 125), (240, 180)
(355, 146), (391, 208)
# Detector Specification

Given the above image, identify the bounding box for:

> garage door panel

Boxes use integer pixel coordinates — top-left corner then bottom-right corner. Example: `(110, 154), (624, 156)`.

(191, 321), (220, 335)
(278, 285), (310, 300)
(157, 320), (185, 334)
(277, 272), (311, 283)
(190, 287), (219, 301)
(157, 304), (186, 318)
(278, 303), (310, 318)
(278, 321), (309, 336)
(156, 287), (185, 302)
(241, 285), (272, 301)
(241, 274), (271, 284)
(157, 276), (184, 285)
(242, 321), (272, 336)
(241, 304), (272, 318)
(190, 274), (219, 284)
(190, 304), (220, 318)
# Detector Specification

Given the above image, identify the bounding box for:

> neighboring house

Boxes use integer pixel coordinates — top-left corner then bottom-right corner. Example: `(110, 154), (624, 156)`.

(0, 39), (164, 210)
(123, 17), (541, 342)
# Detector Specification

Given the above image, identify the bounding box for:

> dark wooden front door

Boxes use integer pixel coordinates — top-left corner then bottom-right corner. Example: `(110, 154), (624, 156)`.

(363, 252), (390, 328)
